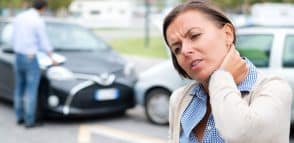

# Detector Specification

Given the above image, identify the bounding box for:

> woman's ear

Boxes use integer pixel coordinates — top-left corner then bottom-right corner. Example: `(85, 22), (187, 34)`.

(223, 23), (234, 47)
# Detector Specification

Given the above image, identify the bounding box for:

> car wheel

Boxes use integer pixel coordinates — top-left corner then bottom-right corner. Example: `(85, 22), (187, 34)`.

(36, 82), (48, 121)
(145, 88), (170, 125)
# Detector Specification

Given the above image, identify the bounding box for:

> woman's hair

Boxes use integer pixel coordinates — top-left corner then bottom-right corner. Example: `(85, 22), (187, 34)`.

(163, 0), (236, 79)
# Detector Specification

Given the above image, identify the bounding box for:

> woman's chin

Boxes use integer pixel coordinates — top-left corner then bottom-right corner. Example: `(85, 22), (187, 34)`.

(192, 74), (210, 83)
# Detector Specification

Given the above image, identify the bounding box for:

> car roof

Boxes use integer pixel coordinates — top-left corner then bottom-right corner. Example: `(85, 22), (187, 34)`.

(237, 26), (294, 34)
(44, 17), (81, 25)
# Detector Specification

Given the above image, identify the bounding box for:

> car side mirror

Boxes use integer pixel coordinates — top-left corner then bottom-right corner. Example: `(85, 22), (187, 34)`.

(2, 45), (14, 54)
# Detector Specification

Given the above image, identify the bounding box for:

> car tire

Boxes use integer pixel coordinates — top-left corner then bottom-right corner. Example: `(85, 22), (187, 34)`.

(115, 110), (126, 116)
(36, 82), (48, 122)
(145, 88), (170, 125)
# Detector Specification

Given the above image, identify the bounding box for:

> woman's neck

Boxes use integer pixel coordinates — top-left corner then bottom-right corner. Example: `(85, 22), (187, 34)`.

(201, 64), (249, 94)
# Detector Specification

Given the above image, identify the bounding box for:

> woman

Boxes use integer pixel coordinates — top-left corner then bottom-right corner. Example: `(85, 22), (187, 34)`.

(163, 1), (292, 143)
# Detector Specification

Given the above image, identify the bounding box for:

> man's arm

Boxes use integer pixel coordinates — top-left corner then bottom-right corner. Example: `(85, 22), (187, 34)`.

(36, 20), (58, 65)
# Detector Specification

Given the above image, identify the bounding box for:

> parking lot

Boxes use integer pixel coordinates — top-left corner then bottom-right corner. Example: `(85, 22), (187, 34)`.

(0, 16), (171, 142)
(1, 17), (294, 142)
(0, 55), (168, 143)
(1, 53), (294, 143)
(1, 55), (294, 142)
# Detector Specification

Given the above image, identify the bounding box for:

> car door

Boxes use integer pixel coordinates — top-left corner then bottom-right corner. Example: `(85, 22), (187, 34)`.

(237, 31), (294, 122)
(0, 22), (15, 100)
(280, 34), (294, 122)
(280, 34), (294, 90)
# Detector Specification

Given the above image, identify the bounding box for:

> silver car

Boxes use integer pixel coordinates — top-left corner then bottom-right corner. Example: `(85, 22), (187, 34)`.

(237, 26), (294, 122)
(135, 60), (190, 125)
(135, 26), (294, 125)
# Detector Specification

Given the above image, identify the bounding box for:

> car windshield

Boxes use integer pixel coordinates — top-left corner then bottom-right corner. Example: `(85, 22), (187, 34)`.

(0, 21), (108, 51)
(47, 22), (108, 51)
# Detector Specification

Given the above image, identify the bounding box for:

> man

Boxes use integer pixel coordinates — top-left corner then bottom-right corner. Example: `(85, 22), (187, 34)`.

(12, 0), (57, 128)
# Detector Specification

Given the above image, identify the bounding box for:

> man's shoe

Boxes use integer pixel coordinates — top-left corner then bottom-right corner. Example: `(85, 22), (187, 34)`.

(17, 119), (24, 125)
(25, 122), (43, 128)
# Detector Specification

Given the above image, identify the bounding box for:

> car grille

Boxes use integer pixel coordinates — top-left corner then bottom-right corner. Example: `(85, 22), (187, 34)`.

(70, 83), (135, 109)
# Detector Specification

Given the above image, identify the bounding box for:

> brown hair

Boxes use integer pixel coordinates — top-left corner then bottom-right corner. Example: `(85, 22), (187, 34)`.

(163, 0), (236, 79)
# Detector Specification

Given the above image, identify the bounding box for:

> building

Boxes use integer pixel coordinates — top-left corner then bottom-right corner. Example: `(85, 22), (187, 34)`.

(69, 0), (134, 28)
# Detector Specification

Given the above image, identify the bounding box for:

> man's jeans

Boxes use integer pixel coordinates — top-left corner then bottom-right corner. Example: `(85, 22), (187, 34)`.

(14, 53), (40, 125)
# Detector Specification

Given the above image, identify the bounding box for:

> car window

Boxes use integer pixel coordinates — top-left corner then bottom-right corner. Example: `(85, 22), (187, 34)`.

(283, 35), (294, 67)
(0, 23), (12, 46)
(236, 34), (273, 67)
(0, 23), (4, 45)
(46, 22), (108, 50)
(0, 22), (8, 45)
(0, 22), (108, 51)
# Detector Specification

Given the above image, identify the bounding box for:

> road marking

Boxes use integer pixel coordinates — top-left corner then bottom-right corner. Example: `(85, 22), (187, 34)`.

(78, 124), (166, 143)
(78, 125), (91, 143)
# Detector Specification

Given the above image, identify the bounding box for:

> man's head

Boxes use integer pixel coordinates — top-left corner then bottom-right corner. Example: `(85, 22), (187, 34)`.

(33, 0), (48, 11)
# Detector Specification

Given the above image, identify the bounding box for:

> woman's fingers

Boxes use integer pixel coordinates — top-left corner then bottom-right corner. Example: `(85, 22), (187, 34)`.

(220, 44), (248, 84)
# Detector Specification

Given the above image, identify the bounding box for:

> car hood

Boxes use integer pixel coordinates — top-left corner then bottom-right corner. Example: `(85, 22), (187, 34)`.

(56, 49), (126, 75)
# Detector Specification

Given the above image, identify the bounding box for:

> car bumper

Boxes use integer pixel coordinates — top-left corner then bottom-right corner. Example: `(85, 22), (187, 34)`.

(134, 81), (149, 106)
(48, 103), (133, 116)
(46, 80), (135, 116)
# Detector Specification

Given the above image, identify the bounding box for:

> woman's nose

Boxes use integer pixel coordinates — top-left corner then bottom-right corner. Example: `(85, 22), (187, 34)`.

(181, 42), (194, 56)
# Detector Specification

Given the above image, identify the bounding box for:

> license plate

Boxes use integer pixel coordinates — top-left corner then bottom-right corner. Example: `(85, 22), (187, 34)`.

(94, 88), (119, 101)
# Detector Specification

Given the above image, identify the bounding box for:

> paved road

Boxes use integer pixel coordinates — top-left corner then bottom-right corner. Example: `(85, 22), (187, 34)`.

(0, 101), (168, 143)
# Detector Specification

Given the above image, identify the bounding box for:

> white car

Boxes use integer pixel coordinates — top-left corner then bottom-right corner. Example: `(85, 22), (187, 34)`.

(135, 60), (190, 125)
(135, 26), (294, 125)
(237, 26), (294, 122)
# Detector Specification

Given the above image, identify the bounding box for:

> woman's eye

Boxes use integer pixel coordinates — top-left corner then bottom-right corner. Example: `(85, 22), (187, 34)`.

(174, 47), (180, 54)
(173, 45), (181, 54)
(190, 34), (201, 40)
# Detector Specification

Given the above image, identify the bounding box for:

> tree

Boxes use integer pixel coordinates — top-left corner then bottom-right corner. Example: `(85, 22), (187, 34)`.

(0, 0), (73, 12)
(0, 0), (26, 9)
(47, 0), (72, 12)
(179, 0), (294, 13)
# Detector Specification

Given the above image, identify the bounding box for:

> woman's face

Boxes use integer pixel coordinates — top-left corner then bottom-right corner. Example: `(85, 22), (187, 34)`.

(166, 10), (232, 83)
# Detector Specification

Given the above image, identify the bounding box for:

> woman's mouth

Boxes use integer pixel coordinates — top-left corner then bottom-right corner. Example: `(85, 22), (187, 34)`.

(191, 59), (202, 70)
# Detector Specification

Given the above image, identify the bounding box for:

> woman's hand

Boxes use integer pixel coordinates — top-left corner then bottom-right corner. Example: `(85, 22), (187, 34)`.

(220, 45), (248, 84)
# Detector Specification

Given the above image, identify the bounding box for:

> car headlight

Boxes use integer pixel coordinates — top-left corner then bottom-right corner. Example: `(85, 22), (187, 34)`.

(48, 95), (59, 107)
(46, 66), (75, 80)
(123, 63), (136, 76)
